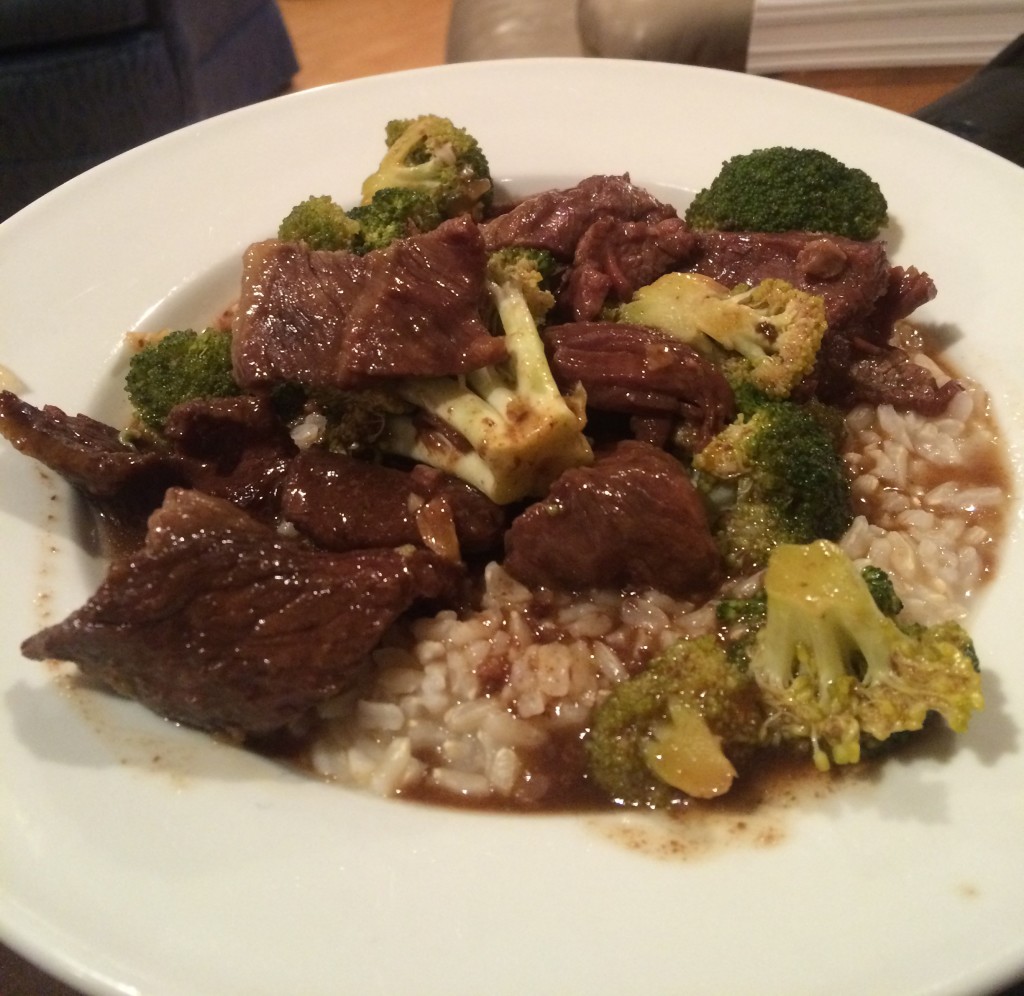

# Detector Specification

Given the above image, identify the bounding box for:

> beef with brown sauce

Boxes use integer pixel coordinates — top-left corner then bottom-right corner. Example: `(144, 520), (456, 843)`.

(481, 174), (678, 258)
(21, 488), (463, 738)
(689, 229), (890, 330)
(232, 216), (506, 392)
(503, 440), (722, 597)
(281, 450), (505, 557)
(543, 321), (735, 454)
(560, 216), (698, 321)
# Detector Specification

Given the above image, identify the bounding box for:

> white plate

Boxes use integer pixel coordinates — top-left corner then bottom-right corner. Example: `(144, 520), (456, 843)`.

(2, 58), (1024, 996)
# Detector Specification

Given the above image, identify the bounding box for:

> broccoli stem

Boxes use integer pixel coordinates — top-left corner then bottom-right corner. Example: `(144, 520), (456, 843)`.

(383, 277), (591, 504)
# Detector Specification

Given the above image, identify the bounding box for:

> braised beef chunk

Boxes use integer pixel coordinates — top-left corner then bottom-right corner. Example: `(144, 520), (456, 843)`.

(867, 265), (938, 341)
(0, 389), (186, 504)
(543, 322), (735, 453)
(281, 450), (505, 556)
(562, 216), (698, 321)
(21, 489), (462, 737)
(163, 395), (297, 519)
(504, 440), (721, 597)
(845, 348), (961, 415)
(689, 230), (890, 329)
(232, 217), (505, 392)
(481, 175), (678, 258)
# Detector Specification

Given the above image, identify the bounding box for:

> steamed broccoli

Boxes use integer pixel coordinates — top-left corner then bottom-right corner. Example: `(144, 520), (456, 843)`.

(584, 635), (764, 807)
(379, 247), (592, 504)
(861, 564), (905, 617)
(684, 146), (888, 240)
(125, 328), (239, 430)
(278, 194), (361, 251)
(609, 273), (827, 399)
(751, 540), (984, 770)
(360, 115), (492, 220)
(584, 542), (985, 807)
(693, 386), (851, 573)
(279, 188), (443, 256)
(275, 384), (412, 455)
(347, 186), (443, 254)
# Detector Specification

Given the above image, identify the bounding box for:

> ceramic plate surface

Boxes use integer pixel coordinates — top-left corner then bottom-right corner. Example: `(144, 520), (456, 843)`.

(2, 59), (1023, 996)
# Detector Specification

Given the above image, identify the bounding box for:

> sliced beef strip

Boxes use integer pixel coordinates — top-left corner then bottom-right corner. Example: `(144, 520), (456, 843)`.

(688, 230), (891, 330)
(162, 394), (297, 520)
(504, 439), (722, 597)
(481, 175), (678, 259)
(543, 321), (735, 454)
(232, 216), (506, 392)
(560, 216), (699, 321)
(21, 488), (462, 738)
(866, 265), (937, 342)
(280, 450), (505, 557)
(0, 389), (187, 514)
(812, 323), (961, 415)
(0, 391), (297, 535)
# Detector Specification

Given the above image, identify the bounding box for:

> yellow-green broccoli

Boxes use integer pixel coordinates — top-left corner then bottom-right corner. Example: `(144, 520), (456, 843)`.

(609, 272), (827, 399)
(584, 635), (764, 807)
(684, 146), (888, 240)
(360, 114), (492, 220)
(584, 542), (984, 807)
(278, 194), (361, 251)
(751, 540), (984, 770)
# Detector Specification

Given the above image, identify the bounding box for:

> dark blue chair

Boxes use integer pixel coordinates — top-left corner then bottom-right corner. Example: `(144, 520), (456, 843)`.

(0, 0), (299, 219)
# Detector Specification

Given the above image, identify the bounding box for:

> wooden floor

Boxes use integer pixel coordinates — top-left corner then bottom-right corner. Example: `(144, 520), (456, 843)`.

(278, 0), (454, 91)
(276, 0), (975, 114)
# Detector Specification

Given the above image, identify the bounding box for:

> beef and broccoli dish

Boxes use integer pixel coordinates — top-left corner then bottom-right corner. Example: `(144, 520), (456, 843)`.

(0, 118), (1007, 811)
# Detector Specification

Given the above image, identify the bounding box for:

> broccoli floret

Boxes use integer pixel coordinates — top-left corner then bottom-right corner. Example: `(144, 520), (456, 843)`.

(278, 194), (361, 251)
(716, 592), (767, 629)
(750, 540), (984, 770)
(125, 328), (239, 431)
(584, 635), (764, 806)
(861, 564), (905, 616)
(684, 146), (888, 240)
(610, 273), (827, 399)
(347, 187), (443, 254)
(693, 389), (851, 573)
(379, 248), (592, 504)
(360, 115), (492, 220)
(280, 385), (412, 455)
(484, 247), (558, 321)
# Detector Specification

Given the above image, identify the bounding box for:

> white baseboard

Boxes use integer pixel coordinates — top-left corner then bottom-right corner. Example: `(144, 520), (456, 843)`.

(748, 0), (1022, 72)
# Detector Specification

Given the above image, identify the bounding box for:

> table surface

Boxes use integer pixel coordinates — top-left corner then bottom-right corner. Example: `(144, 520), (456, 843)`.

(1, 1), (1013, 993)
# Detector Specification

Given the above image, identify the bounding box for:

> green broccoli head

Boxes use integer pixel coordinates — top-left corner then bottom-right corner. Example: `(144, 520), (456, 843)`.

(694, 389), (852, 573)
(684, 147), (888, 240)
(610, 272), (827, 400)
(361, 114), (492, 220)
(485, 247), (559, 323)
(278, 194), (361, 251)
(125, 328), (239, 430)
(347, 187), (443, 254)
(584, 635), (763, 806)
(751, 540), (984, 769)
(286, 385), (412, 455)
(861, 564), (905, 617)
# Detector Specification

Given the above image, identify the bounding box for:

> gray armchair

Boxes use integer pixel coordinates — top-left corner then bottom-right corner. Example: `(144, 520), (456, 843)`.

(0, 0), (298, 219)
